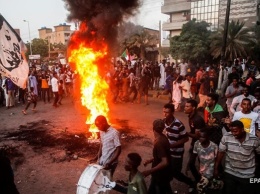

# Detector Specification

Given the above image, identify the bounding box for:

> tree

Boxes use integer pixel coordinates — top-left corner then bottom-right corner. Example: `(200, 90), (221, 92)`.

(117, 22), (143, 56)
(125, 29), (158, 59)
(210, 20), (256, 61)
(251, 24), (260, 62)
(25, 38), (49, 59)
(169, 19), (211, 63)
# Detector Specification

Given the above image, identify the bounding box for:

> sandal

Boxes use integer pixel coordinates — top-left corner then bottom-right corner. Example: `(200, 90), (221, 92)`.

(22, 110), (27, 115)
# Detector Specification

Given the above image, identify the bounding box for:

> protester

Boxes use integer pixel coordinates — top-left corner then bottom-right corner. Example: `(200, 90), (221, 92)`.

(58, 80), (64, 105)
(198, 72), (210, 109)
(90, 115), (121, 176)
(204, 93), (225, 145)
(142, 119), (172, 194)
(214, 120), (260, 194)
(179, 74), (192, 110)
(127, 68), (138, 103)
(230, 85), (256, 115)
(51, 72), (59, 108)
(190, 129), (219, 194)
(163, 103), (195, 192)
(115, 152), (147, 194)
(184, 99), (205, 182)
(22, 87), (37, 115)
(172, 75), (182, 111)
(232, 98), (259, 135)
(138, 63), (151, 105)
(4, 77), (16, 109)
(225, 78), (243, 119)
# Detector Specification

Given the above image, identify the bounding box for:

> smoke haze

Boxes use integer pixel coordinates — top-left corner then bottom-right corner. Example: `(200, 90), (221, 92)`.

(64, 0), (140, 53)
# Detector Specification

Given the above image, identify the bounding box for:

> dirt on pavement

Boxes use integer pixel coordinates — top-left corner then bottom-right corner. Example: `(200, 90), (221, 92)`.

(0, 95), (192, 194)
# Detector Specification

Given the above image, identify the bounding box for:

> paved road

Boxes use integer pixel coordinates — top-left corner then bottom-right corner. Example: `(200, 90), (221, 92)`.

(0, 91), (195, 194)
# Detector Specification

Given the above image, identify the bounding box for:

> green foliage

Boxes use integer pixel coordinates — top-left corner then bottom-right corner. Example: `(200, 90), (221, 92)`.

(117, 22), (158, 59)
(52, 42), (67, 51)
(210, 20), (256, 61)
(169, 19), (211, 63)
(117, 22), (144, 56)
(25, 38), (49, 59)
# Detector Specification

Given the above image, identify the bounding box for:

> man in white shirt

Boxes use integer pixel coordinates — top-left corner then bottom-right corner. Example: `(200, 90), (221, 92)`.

(179, 59), (188, 77)
(51, 72), (59, 107)
(230, 86), (256, 115)
(179, 74), (192, 110)
(232, 98), (259, 135)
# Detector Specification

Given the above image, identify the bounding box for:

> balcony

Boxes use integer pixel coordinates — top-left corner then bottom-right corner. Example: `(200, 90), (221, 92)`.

(162, 20), (188, 31)
(161, 1), (191, 14)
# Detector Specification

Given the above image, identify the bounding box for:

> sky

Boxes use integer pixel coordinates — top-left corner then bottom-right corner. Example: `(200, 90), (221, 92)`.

(0, 0), (168, 43)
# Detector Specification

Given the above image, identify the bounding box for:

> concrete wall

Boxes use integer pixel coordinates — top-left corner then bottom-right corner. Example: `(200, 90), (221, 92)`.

(219, 0), (258, 27)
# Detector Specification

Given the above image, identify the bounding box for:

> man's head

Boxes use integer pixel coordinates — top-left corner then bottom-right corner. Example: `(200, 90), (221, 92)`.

(206, 93), (219, 108)
(254, 88), (260, 101)
(185, 74), (191, 81)
(94, 115), (109, 132)
(229, 120), (246, 139)
(184, 99), (198, 115)
(232, 78), (238, 87)
(231, 67), (237, 73)
(153, 119), (165, 134)
(240, 98), (251, 114)
(124, 152), (142, 171)
(242, 86), (250, 97)
(199, 128), (209, 144)
(163, 103), (175, 119)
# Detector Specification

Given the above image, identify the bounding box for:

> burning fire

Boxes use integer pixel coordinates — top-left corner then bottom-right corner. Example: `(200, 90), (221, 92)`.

(68, 41), (109, 139)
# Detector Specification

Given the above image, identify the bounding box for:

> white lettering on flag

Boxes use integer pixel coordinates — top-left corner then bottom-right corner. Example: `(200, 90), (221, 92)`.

(0, 14), (29, 89)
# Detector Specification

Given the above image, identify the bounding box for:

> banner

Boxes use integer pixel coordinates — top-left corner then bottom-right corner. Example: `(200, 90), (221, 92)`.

(0, 14), (29, 89)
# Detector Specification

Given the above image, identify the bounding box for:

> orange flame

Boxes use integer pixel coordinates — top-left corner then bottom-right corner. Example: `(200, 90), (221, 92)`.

(68, 42), (109, 139)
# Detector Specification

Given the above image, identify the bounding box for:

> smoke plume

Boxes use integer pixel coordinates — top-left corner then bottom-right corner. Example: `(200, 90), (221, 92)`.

(63, 0), (140, 53)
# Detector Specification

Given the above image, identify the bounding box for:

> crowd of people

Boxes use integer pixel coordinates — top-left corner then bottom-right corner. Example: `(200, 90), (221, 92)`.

(1, 57), (260, 194)
(0, 62), (76, 114)
(89, 57), (260, 194)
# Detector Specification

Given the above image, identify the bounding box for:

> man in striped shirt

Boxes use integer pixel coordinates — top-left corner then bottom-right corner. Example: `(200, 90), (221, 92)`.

(163, 103), (194, 192)
(214, 120), (260, 194)
(90, 115), (121, 176)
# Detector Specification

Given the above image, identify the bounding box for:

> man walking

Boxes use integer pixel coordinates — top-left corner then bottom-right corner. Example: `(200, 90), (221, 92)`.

(214, 120), (260, 194)
(163, 103), (195, 192)
(143, 119), (172, 194)
(204, 93), (225, 145)
(90, 115), (121, 176)
(51, 72), (59, 107)
(184, 99), (205, 182)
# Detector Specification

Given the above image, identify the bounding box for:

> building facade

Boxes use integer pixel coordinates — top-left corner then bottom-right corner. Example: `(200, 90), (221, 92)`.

(38, 23), (74, 45)
(161, 0), (191, 46)
(219, 0), (258, 27)
(191, 0), (220, 30)
(161, 0), (259, 46)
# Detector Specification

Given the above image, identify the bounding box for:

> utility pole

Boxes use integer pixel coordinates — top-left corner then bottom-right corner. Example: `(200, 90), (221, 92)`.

(23, 20), (32, 56)
(159, 20), (162, 61)
(221, 0), (232, 61)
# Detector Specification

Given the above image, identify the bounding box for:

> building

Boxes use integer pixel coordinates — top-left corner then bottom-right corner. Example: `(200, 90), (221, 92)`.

(38, 23), (74, 45)
(219, 0), (258, 27)
(143, 28), (160, 62)
(190, 0), (220, 31)
(161, 0), (191, 47)
(161, 0), (259, 46)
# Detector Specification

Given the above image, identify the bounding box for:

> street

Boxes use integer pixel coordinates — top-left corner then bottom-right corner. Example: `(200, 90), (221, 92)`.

(0, 92), (193, 194)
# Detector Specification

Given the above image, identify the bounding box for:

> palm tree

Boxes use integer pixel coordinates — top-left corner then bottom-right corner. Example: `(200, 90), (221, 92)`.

(210, 20), (256, 61)
(125, 29), (158, 59)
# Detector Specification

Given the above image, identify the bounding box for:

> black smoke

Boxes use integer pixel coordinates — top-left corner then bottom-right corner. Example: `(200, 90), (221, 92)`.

(63, 0), (140, 53)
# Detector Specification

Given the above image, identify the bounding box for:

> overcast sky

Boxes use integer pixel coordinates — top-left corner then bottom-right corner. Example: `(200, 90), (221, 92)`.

(0, 0), (168, 43)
